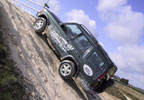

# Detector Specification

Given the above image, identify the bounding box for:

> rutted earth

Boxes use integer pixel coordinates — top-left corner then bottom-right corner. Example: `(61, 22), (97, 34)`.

(0, 0), (120, 100)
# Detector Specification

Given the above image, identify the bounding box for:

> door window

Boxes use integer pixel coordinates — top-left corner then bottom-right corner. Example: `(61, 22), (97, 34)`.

(63, 24), (92, 55)
(65, 24), (82, 37)
(75, 35), (92, 54)
(88, 52), (104, 71)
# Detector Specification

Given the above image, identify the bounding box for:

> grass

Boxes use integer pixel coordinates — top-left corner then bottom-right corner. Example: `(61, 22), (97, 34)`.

(0, 30), (27, 100)
(124, 92), (139, 100)
(104, 80), (143, 100)
(128, 84), (144, 94)
(0, 70), (17, 85)
(0, 5), (27, 99)
(105, 85), (127, 100)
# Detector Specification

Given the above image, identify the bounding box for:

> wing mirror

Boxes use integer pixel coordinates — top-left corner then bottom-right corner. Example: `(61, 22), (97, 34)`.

(44, 3), (49, 9)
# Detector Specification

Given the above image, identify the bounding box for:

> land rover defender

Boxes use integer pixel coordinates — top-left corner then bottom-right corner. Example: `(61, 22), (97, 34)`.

(33, 3), (117, 91)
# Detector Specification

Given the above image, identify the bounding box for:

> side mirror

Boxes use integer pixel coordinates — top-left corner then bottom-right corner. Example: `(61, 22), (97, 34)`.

(44, 3), (49, 9)
(60, 24), (67, 31)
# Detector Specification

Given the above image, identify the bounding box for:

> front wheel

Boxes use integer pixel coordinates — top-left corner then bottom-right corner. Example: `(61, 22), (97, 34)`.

(33, 17), (47, 34)
(59, 60), (76, 80)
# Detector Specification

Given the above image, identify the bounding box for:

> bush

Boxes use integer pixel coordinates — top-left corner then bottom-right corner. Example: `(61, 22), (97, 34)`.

(120, 78), (129, 85)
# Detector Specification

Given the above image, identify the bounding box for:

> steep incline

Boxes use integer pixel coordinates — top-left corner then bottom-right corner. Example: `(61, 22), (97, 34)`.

(0, 0), (90, 100)
(0, 0), (120, 100)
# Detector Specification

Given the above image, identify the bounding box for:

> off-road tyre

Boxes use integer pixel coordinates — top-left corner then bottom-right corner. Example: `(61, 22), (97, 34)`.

(59, 60), (76, 80)
(33, 17), (47, 34)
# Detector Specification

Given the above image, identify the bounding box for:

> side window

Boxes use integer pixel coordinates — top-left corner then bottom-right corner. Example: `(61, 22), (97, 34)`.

(88, 52), (104, 70)
(65, 24), (82, 37)
(75, 35), (92, 54)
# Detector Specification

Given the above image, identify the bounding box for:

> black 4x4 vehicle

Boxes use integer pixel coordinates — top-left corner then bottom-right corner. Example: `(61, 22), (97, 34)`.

(33, 4), (117, 91)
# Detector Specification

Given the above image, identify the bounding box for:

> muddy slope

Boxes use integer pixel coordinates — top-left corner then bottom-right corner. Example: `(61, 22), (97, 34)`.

(0, 0), (90, 100)
(0, 0), (120, 100)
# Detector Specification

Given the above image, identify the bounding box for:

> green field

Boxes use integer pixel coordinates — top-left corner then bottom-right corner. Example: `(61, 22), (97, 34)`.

(105, 80), (144, 100)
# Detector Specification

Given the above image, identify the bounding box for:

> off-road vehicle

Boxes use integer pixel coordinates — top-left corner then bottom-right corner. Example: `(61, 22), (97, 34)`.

(33, 3), (117, 91)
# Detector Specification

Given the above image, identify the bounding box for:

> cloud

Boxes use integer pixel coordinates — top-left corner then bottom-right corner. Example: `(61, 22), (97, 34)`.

(97, 0), (144, 44)
(97, 0), (126, 14)
(110, 45), (144, 89)
(48, 0), (61, 14)
(97, 0), (144, 89)
(110, 45), (144, 74)
(66, 9), (97, 37)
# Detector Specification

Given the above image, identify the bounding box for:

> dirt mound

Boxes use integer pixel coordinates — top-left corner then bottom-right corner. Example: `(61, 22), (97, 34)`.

(0, 0), (120, 100)
(0, 0), (89, 100)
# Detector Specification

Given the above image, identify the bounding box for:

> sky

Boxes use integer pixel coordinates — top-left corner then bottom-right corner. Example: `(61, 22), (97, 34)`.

(14, 0), (144, 90)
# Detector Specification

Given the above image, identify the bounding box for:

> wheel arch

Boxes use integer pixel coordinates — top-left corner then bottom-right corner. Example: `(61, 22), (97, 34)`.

(37, 13), (50, 25)
(61, 55), (80, 77)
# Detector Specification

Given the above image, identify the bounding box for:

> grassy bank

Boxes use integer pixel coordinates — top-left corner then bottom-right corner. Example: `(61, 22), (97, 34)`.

(0, 4), (29, 98)
(105, 81), (141, 100)
(0, 29), (28, 100)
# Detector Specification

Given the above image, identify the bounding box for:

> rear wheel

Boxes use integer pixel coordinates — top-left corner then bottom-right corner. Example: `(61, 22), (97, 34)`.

(59, 60), (76, 80)
(33, 17), (47, 34)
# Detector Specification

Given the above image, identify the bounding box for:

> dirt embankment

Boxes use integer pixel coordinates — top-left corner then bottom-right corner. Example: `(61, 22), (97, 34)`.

(0, 0), (89, 100)
(0, 0), (120, 100)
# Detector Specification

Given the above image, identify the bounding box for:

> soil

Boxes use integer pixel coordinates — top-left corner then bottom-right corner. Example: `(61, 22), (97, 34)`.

(0, 0), (120, 100)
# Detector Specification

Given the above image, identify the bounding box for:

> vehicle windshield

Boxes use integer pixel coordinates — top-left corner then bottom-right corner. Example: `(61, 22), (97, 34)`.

(88, 52), (105, 71)
(64, 24), (82, 37)
(80, 25), (97, 40)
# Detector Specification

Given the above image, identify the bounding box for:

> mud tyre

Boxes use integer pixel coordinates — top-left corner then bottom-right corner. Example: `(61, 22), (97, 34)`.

(33, 17), (47, 34)
(59, 60), (76, 80)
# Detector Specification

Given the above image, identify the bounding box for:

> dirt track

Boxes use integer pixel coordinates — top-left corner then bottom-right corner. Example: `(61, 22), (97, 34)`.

(0, 0), (119, 100)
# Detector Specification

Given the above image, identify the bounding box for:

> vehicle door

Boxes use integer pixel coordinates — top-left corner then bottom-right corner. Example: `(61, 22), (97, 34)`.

(46, 20), (74, 57)
(66, 24), (106, 82)
(64, 24), (94, 69)
(63, 24), (93, 58)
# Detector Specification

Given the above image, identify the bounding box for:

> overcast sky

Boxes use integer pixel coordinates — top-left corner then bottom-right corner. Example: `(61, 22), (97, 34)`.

(15, 0), (144, 90)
